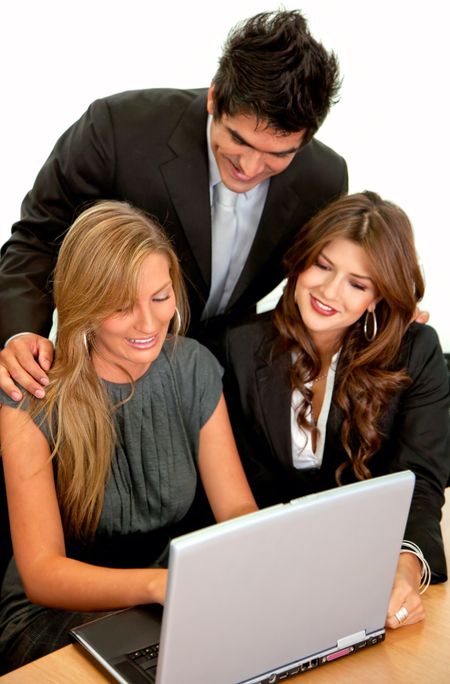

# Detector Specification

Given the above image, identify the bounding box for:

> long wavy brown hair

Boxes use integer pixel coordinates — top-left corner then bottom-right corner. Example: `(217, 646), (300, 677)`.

(29, 201), (189, 541)
(274, 191), (424, 482)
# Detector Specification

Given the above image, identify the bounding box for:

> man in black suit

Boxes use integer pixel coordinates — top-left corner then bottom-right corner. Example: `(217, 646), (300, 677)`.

(0, 10), (347, 399)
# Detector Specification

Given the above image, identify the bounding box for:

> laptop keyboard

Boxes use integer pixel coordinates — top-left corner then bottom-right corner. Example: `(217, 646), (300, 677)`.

(127, 642), (160, 679)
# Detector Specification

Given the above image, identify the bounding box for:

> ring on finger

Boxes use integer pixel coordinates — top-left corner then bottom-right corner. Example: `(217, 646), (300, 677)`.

(394, 606), (409, 624)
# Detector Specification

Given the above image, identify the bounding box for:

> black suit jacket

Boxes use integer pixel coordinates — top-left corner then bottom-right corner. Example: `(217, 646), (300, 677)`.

(224, 313), (450, 582)
(0, 89), (348, 347)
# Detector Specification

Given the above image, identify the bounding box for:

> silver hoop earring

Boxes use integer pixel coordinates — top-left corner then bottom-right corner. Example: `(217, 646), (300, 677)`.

(364, 309), (377, 342)
(172, 307), (182, 336)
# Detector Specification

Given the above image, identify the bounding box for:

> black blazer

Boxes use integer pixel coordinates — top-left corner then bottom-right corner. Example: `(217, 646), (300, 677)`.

(224, 313), (450, 582)
(0, 89), (348, 347)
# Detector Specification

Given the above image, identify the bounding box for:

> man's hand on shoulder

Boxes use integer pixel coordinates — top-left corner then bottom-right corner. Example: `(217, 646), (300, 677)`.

(413, 308), (430, 325)
(0, 333), (54, 400)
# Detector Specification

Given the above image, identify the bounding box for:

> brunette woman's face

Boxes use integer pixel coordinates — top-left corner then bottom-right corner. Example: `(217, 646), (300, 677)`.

(92, 253), (176, 382)
(294, 238), (379, 348)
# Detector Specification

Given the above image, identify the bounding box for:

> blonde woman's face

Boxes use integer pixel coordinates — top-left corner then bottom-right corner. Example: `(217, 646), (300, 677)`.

(294, 238), (379, 349)
(92, 253), (176, 382)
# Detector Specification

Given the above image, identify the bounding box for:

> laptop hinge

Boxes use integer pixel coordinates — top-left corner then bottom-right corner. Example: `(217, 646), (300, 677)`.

(337, 630), (367, 648)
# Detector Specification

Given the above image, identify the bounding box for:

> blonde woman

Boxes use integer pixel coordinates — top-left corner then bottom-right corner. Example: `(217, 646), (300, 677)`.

(0, 201), (257, 672)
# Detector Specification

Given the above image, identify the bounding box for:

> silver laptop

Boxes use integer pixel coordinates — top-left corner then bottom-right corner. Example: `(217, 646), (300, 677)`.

(71, 470), (415, 684)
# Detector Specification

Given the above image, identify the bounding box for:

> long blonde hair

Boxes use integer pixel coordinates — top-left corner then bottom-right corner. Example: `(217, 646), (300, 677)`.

(274, 191), (424, 481)
(31, 201), (188, 541)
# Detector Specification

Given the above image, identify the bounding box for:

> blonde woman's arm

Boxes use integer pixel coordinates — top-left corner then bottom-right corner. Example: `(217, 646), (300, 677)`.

(198, 393), (258, 522)
(0, 405), (168, 610)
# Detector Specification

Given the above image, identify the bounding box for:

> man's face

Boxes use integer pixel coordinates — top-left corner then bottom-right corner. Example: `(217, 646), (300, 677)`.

(207, 87), (305, 193)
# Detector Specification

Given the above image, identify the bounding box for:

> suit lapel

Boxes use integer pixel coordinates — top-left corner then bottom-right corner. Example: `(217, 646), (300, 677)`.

(255, 348), (294, 469)
(159, 92), (212, 291)
(227, 145), (316, 309)
(255, 334), (346, 475)
(159, 103), (329, 311)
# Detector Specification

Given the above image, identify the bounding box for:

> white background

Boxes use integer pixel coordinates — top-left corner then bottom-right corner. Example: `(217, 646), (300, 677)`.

(1, 1), (449, 349)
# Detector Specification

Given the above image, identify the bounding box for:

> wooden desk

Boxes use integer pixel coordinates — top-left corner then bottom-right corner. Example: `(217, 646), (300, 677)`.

(2, 493), (449, 683)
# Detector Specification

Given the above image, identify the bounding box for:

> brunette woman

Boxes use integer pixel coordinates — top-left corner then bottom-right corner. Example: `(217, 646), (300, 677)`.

(224, 191), (449, 631)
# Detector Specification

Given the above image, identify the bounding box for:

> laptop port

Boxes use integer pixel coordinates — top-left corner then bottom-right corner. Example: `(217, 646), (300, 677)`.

(287, 666), (300, 676)
(304, 659), (318, 670)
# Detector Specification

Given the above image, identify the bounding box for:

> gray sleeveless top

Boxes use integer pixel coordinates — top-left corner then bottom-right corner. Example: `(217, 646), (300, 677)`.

(0, 336), (223, 566)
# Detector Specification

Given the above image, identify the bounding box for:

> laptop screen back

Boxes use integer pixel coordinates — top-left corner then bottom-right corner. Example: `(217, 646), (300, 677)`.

(157, 471), (414, 684)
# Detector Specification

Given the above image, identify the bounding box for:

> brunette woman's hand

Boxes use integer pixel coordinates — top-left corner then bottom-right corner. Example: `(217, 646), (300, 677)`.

(385, 553), (424, 629)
